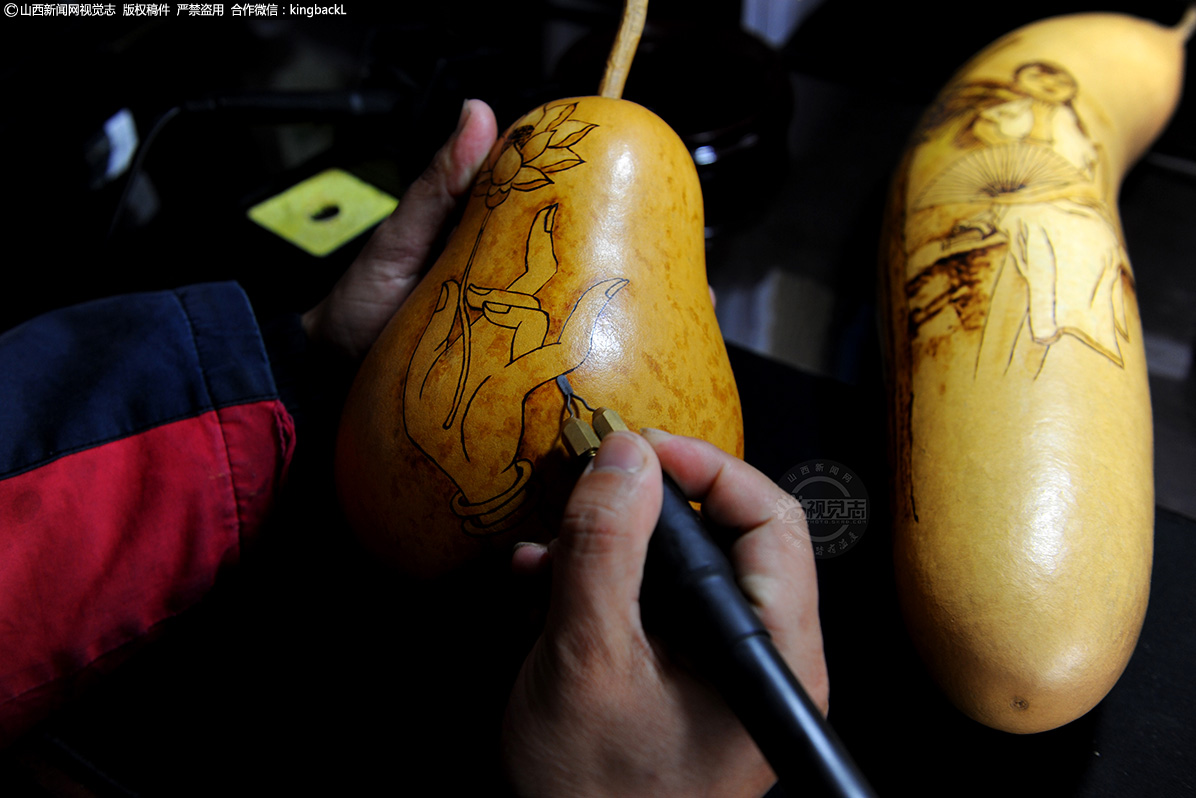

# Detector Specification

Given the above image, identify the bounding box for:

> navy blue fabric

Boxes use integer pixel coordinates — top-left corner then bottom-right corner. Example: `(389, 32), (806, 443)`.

(0, 282), (277, 480)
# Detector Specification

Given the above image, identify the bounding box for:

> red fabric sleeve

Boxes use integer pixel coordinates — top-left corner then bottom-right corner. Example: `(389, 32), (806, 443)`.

(0, 401), (294, 746)
(0, 284), (297, 747)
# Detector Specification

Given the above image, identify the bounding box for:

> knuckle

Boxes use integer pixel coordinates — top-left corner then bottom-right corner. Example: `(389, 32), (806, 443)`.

(560, 490), (627, 554)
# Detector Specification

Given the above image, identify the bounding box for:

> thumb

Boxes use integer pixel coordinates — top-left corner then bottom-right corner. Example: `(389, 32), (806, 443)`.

(304, 100), (498, 359)
(547, 431), (662, 646)
(357, 98), (498, 282)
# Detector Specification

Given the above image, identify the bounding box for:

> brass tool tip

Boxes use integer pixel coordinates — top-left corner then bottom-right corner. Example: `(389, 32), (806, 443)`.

(593, 407), (629, 439)
(563, 417), (601, 458)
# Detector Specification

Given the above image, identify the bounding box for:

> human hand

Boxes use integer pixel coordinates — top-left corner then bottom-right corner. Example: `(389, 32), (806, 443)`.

(302, 99), (499, 360)
(502, 428), (828, 798)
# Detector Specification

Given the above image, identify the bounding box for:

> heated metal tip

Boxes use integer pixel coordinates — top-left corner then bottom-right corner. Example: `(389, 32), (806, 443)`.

(562, 417), (601, 459)
(593, 407), (629, 439)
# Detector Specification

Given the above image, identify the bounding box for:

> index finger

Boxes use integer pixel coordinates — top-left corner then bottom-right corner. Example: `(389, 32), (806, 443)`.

(639, 428), (827, 713)
(640, 428), (797, 536)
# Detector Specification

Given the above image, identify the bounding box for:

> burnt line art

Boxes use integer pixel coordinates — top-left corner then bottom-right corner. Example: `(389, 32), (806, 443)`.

(975, 253), (1006, 379)
(442, 102), (599, 430)
(905, 61), (1132, 375)
(404, 200), (627, 537)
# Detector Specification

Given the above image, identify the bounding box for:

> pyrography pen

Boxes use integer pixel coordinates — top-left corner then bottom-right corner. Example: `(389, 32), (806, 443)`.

(561, 408), (876, 798)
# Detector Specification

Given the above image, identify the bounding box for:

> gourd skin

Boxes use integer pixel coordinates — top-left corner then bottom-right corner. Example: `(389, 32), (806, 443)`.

(336, 96), (743, 580)
(882, 13), (1188, 733)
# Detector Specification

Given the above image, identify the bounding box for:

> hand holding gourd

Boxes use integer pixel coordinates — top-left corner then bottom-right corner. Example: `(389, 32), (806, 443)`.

(336, 85), (741, 579)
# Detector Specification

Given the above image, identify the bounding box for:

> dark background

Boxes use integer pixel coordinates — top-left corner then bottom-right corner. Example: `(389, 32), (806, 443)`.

(1, 1), (1193, 795)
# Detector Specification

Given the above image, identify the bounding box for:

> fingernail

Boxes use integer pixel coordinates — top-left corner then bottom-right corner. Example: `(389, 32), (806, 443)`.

(512, 540), (548, 559)
(454, 99), (472, 136)
(592, 432), (645, 473)
(640, 427), (672, 441)
(510, 541), (550, 574)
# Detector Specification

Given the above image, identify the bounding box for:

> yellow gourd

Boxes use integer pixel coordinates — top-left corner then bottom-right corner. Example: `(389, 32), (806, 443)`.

(334, 0), (743, 579)
(881, 10), (1194, 733)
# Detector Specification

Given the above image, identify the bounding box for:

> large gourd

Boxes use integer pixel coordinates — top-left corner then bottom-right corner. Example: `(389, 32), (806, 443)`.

(335, 0), (743, 580)
(881, 11), (1194, 733)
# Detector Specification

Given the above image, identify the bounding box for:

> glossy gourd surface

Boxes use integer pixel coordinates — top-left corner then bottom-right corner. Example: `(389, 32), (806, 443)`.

(882, 12), (1190, 733)
(337, 96), (743, 579)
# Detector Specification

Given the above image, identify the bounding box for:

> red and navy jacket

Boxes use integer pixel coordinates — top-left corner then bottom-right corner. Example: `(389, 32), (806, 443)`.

(0, 282), (296, 745)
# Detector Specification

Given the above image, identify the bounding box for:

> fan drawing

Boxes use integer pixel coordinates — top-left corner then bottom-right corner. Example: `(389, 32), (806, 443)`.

(914, 143), (1088, 209)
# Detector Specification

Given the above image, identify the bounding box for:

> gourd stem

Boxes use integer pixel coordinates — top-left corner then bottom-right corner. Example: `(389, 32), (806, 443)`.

(598, 0), (648, 99)
(1178, 4), (1196, 42)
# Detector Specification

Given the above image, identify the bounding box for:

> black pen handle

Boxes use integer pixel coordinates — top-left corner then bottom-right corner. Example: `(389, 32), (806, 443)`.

(643, 474), (876, 798)
(564, 408), (877, 796)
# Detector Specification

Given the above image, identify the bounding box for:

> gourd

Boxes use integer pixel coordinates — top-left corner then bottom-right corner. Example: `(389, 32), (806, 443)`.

(881, 10), (1195, 733)
(334, 0), (743, 580)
